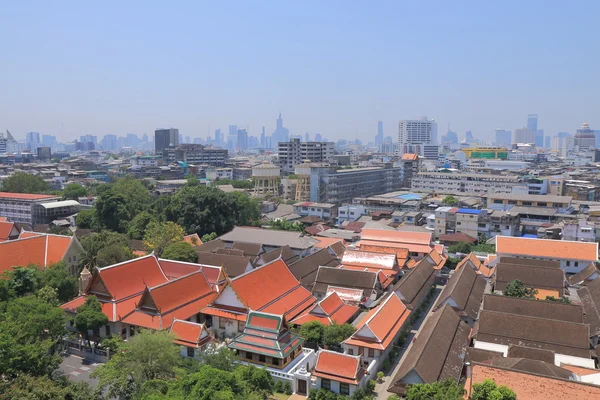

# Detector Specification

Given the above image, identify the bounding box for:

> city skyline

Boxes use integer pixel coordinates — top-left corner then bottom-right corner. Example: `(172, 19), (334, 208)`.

(1, 2), (598, 142)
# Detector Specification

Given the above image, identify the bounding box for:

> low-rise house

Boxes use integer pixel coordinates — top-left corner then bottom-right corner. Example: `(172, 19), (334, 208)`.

(293, 202), (338, 223)
(290, 292), (359, 326)
(312, 266), (380, 303)
(433, 261), (486, 325)
(288, 247), (340, 288)
(495, 236), (598, 274)
(358, 229), (443, 259)
(493, 258), (566, 299)
(231, 242), (264, 259)
(340, 250), (400, 289)
(455, 253), (496, 278)
(170, 319), (213, 358)
(342, 292), (411, 368)
(358, 243), (409, 268)
(255, 245), (300, 266)
(577, 278), (600, 345)
(393, 257), (436, 310)
(201, 259), (316, 339)
(312, 350), (367, 396)
(568, 263), (600, 286)
(196, 252), (254, 278)
(0, 231), (84, 276)
(219, 226), (318, 256)
(388, 304), (470, 396)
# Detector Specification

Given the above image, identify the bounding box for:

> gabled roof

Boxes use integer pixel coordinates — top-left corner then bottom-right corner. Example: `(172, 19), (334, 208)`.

(228, 310), (304, 359)
(257, 245), (300, 265)
(0, 221), (19, 241)
(93, 255), (168, 300)
(475, 309), (591, 358)
(495, 263), (565, 295)
(360, 228), (432, 246)
(438, 232), (478, 244)
(393, 257), (435, 307)
(389, 305), (470, 394)
(578, 278), (600, 337)
(455, 253), (496, 277)
(569, 263), (599, 285)
(483, 357), (575, 380)
(314, 237), (346, 256)
(290, 292), (359, 326)
(341, 250), (397, 270)
(182, 233), (203, 246)
(313, 266), (378, 298)
(219, 226), (319, 250)
(482, 294), (584, 323)
(232, 242), (264, 258)
(358, 243), (409, 266)
(169, 319), (212, 348)
(435, 261), (486, 320)
(288, 248), (340, 287)
(194, 239), (226, 253)
(204, 259), (316, 321)
(344, 292), (411, 350)
(0, 233), (76, 275)
(196, 252), (253, 277)
(496, 236), (598, 261)
(313, 350), (365, 385)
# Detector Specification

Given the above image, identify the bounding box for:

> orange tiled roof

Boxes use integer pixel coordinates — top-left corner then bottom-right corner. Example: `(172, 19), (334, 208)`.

(19, 231), (43, 239)
(344, 292), (411, 350)
(0, 234), (73, 275)
(361, 228), (432, 246)
(228, 259), (316, 320)
(496, 236), (598, 261)
(0, 221), (18, 241)
(147, 270), (213, 313)
(341, 250), (397, 270)
(456, 252), (496, 278)
(183, 233), (203, 246)
(359, 244), (409, 264)
(61, 296), (87, 312)
(169, 319), (212, 348)
(158, 259), (224, 287)
(95, 255), (168, 300)
(401, 153), (418, 161)
(0, 217), (8, 222)
(313, 350), (365, 385)
(358, 239), (435, 255)
(467, 364), (600, 400)
(314, 237), (346, 249)
(291, 292), (359, 326)
(0, 192), (57, 200)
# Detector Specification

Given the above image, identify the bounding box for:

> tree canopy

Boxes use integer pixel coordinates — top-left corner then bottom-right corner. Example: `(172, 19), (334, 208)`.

(162, 241), (198, 263)
(298, 321), (355, 347)
(128, 211), (158, 240)
(74, 295), (109, 345)
(405, 379), (465, 400)
(471, 379), (516, 400)
(80, 231), (134, 270)
(144, 221), (185, 256)
(1, 171), (49, 193)
(63, 183), (88, 200)
(504, 279), (538, 299)
(441, 195), (458, 205)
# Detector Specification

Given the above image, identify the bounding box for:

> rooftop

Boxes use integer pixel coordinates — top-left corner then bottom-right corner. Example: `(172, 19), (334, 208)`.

(496, 236), (598, 261)
(0, 192), (59, 200)
(219, 226), (319, 250)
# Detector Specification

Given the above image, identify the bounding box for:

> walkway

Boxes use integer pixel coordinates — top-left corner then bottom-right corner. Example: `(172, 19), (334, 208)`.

(373, 287), (442, 398)
(59, 354), (101, 386)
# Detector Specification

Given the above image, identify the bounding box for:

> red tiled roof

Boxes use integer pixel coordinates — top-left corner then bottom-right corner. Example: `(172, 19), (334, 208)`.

(358, 239), (435, 255)
(0, 192), (57, 200)
(170, 319), (212, 348)
(359, 244), (409, 264)
(342, 250), (397, 270)
(158, 259), (223, 287)
(0, 221), (18, 241)
(183, 234), (203, 246)
(401, 153), (418, 161)
(201, 306), (247, 321)
(496, 236), (598, 261)
(313, 350), (365, 385)
(314, 237), (346, 249)
(147, 270), (212, 312)
(0, 233), (73, 275)
(61, 295), (87, 312)
(345, 292), (411, 350)
(96, 255), (168, 300)
(439, 232), (478, 243)
(291, 292), (359, 326)
(361, 229), (432, 246)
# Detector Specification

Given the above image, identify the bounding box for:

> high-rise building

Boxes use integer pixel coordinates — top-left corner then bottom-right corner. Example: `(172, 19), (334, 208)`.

(544, 136), (551, 149)
(442, 130), (458, 144)
(513, 128), (534, 144)
(305, 132), (310, 142)
(314, 133), (323, 142)
(397, 117), (438, 156)
(25, 132), (41, 151)
(260, 127), (266, 147)
(278, 138), (335, 174)
(101, 134), (118, 151)
(37, 146), (51, 161)
(574, 122), (595, 152)
(271, 113), (290, 145)
(161, 144), (228, 166)
(185, 136), (191, 144)
(126, 133), (140, 148)
(376, 121), (384, 145)
(494, 129), (512, 147)
(236, 129), (248, 150)
(527, 114), (538, 132)
(534, 129), (545, 148)
(41, 134), (56, 147)
(154, 128), (179, 154)
(215, 129), (222, 147)
(465, 130), (474, 143)
(79, 134), (97, 147)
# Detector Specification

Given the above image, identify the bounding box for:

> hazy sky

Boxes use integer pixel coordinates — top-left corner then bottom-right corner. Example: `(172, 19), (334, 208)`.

(1, 1), (598, 142)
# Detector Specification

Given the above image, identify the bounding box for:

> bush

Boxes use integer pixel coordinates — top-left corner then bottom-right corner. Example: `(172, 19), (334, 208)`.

(273, 380), (284, 393)
(382, 359), (391, 372)
(284, 381), (292, 395)
(377, 371), (384, 381)
(366, 379), (376, 394)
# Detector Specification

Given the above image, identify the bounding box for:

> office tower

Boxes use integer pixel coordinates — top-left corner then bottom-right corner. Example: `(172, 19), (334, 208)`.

(185, 136), (191, 144)
(101, 134), (118, 151)
(25, 132), (41, 151)
(465, 130), (474, 143)
(397, 117), (438, 157)
(161, 144), (228, 166)
(442, 130), (458, 144)
(278, 138), (335, 174)
(494, 129), (512, 147)
(513, 128), (534, 144)
(215, 129), (222, 146)
(229, 125), (238, 137)
(376, 121), (384, 145)
(314, 133), (323, 142)
(41, 134), (56, 147)
(265, 136), (272, 149)
(178, 133), (183, 144)
(534, 129), (545, 147)
(126, 133), (140, 148)
(595, 130), (600, 148)
(544, 136), (551, 149)
(249, 136), (259, 148)
(236, 129), (248, 150)
(154, 128), (179, 154)
(574, 122), (595, 151)
(37, 146), (51, 161)
(305, 132), (310, 142)
(271, 113), (290, 145)
(260, 127), (266, 147)
(79, 134), (97, 147)
(527, 114), (538, 132)
(142, 133), (148, 142)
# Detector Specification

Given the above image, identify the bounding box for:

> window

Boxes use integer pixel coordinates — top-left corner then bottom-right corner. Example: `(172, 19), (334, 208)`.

(340, 383), (350, 395)
(368, 348), (375, 358)
(321, 378), (331, 390)
(575, 262), (579, 267)
(187, 347), (195, 357)
(245, 351), (253, 360)
(493, 199), (503, 204)
(478, 223), (486, 228)
(272, 358), (280, 366)
(456, 222), (462, 225)
(105, 325), (111, 336)
(566, 261), (571, 267)
(347, 348), (354, 355)
(219, 318), (227, 329)
(538, 202), (547, 207)
(522, 201), (532, 206)
(259, 354), (266, 363)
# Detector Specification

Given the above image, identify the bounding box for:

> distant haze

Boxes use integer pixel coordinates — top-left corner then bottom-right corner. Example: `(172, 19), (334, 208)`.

(0, 1), (598, 142)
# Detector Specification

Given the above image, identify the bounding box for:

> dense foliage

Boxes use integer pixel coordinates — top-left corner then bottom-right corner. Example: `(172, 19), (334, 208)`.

(471, 379), (516, 400)
(79, 231), (134, 270)
(298, 321), (356, 348)
(63, 182), (88, 200)
(405, 379), (465, 400)
(504, 279), (538, 299)
(162, 241), (198, 262)
(213, 178), (254, 189)
(448, 241), (496, 254)
(144, 221), (185, 256)
(1, 171), (49, 193)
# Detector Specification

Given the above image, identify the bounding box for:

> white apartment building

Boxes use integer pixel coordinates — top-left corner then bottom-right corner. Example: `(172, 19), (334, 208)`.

(397, 117), (438, 158)
(410, 172), (521, 194)
(278, 138), (335, 174)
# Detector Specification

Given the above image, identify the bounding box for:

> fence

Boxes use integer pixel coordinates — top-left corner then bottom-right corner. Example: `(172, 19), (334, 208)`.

(64, 339), (110, 362)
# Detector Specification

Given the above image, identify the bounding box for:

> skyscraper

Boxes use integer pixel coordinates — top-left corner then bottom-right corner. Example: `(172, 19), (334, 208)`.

(465, 130), (474, 143)
(442, 130), (458, 144)
(25, 132), (40, 151)
(534, 129), (545, 148)
(101, 134), (118, 151)
(527, 114), (538, 132)
(314, 133), (322, 142)
(271, 113), (289, 145)
(215, 129), (222, 146)
(376, 121), (384, 145)
(154, 128), (179, 154)
(260, 127), (266, 147)
(544, 136), (551, 149)
(397, 117), (438, 158)
(574, 122), (595, 151)
(236, 129), (248, 150)
(513, 128), (534, 144)
(305, 132), (310, 142)
(494, 129), (512, 147)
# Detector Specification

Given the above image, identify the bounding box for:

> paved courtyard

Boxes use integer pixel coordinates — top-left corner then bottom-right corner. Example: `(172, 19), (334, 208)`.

(59, 354), (101, 386)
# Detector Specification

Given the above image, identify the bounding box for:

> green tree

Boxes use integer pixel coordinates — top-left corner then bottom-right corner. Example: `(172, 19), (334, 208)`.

(448, 241), (473, 254)
(7, 266), (37, 297)
(144, 221), (185, 256)
(37, 285), (59, 306)
(96, 243), (135, 268)
(545, 295), (572, 304)
(1, 171), (49, 193)
(162, 241), (198, 262)
(112, 176), (153, 216)
(268, 219), (304, 232)
(74, 296), (109, 345)
(201, 232), (218, 242)
(92, 329), (181, 399)
(471, 379), (516, 400)
(405, 379), (465, 400)
(128, 211), (157, 240)
(442, 195), (458, 205)
(504, 279), (538, 299)
(80, 231), (132, 270)
(95, 190), (131, 232)
(473, 243), (496, 253)
(63, 183), (88, 200)
(76, 208), (97, 229)
(196, 346), (239, 372)
(37, 262), (79, 302)
(298, 321), (326, 344)
(0, 374), (96, 400)
(308, 388), (346, 400)
(233, 365), (274, 398)
(323, 323), (356, 347)
(213, 179), (254, 189)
